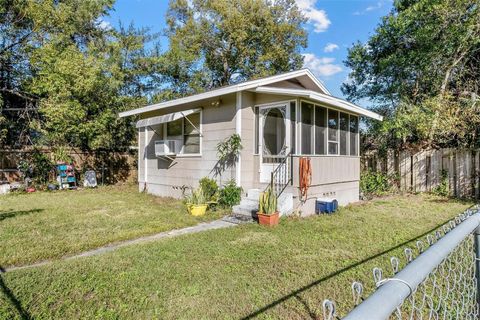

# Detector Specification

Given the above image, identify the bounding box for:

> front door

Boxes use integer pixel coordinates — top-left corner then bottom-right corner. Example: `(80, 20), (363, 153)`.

(259, 103), (291, 183)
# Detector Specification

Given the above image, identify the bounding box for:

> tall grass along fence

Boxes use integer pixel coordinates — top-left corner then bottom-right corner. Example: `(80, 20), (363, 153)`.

(321, 205), (480, 319)
(363, 148), (480, 199)
(0, 148), (137, 185)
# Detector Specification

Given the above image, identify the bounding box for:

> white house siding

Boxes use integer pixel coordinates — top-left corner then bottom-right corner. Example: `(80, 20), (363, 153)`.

(138, 128), (145, 188)
(137, 90), (362, 213)
(254, 93), (295, 106)
(239, 91), (257, 191)
(138, 93), (237, 198)
(291, 156), (360, 214)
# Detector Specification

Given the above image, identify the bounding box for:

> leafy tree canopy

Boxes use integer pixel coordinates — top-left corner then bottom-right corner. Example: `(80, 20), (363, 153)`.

(1, 0), (162, 150)
(1, 0), (309, 150)
(343, 0), (480, 151)
(160, 0), (307, 98)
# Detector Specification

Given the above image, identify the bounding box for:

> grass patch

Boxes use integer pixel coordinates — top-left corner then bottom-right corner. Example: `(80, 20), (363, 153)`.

(0, 193), (474, 319)
(0, 184), (226, 267)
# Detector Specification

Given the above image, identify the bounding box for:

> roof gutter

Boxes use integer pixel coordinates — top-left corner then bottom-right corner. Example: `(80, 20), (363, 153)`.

(253, 86), (383, 121)
(119, 69), (329, 118)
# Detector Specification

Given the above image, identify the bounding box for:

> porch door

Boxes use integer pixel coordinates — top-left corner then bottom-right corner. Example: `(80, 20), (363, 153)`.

(259, 103), (291, 183)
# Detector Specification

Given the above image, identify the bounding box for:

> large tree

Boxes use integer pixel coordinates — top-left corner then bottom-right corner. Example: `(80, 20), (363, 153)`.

(1, 0), (309, 150)
(0, 0), (162, 150)
(343, 0), (480, 151)
(160, 0), (308, 97)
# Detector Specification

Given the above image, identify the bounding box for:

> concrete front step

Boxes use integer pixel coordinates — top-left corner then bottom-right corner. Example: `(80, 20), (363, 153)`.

(232, 203), (258, 217)
(246, 189), (261, 200)
(233, 189), (294, 217)
(239, 197), (259, 207)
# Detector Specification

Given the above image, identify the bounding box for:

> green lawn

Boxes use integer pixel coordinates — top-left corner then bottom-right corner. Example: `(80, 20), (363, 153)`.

(0, 185), (225, 268)
(0, 193), (473, 319)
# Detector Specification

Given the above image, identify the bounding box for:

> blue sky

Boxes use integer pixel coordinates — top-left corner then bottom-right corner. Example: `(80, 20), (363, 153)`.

(105, 0), (393, 99)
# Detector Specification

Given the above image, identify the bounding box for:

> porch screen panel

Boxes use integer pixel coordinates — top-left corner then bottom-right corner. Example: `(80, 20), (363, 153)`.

(290, 102), (296, 154)
(314, 105), (326, 155)
(328, 109), (339, 155)
(301, 102), (314, 154)
(339, 112), (348, 155)
(350, 115), (359, 156)
(183, 112), (201, 154)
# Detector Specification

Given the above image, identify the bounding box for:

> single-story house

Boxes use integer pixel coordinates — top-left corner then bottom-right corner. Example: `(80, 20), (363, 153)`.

(119, 69), (382, 216)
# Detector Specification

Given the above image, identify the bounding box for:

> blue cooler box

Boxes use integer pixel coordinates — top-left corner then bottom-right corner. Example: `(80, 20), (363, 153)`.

(316, 198), (338, 214)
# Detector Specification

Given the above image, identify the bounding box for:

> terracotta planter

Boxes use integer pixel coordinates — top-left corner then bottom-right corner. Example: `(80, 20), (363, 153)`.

(257, 212), (280, 226)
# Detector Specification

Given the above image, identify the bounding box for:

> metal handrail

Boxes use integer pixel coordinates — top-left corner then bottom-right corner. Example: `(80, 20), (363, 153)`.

(265, 152), (293, 198)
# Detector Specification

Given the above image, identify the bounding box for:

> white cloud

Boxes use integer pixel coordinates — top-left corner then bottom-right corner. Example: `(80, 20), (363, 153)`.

(96, 18), (112, 30)
(302, 53), (342, 77)
(295, 0), (331, 33)
(353, 1), (384, 15)
(323, 43), (339, 53)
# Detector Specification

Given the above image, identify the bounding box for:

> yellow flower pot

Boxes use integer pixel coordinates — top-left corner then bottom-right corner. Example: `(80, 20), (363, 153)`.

(189, 204), (208, 216)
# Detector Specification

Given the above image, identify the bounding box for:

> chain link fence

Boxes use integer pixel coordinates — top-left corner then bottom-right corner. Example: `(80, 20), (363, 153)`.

(321, 205), (480, 320)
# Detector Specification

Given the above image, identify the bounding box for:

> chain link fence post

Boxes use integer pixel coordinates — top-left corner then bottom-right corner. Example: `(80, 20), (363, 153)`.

(474, 225), (480, 313)
(342, 209), (480, 320)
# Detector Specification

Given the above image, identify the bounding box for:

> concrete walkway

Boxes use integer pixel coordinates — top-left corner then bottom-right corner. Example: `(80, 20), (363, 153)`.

(3, 219), (237, 273)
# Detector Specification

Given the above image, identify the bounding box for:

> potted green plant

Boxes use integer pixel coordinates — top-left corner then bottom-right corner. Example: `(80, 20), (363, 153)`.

(185, 187), (208, 216)
(257, 187), (279, 226)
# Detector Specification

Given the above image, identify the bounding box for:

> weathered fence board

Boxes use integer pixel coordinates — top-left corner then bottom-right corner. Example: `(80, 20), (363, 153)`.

(362, 148), (480, 199)
(0, 148), (137, 184)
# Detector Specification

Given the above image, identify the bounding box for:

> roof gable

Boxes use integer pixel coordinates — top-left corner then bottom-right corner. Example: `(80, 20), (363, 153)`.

(119, 69), (329, 118)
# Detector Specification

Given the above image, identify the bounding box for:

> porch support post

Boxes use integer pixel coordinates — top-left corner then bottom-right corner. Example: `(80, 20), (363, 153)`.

(144, 126), (148, 189)
(235, 91), (242, 187)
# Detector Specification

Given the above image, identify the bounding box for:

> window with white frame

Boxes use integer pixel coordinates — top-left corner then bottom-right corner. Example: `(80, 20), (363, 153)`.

(254, 102), (297, 155)
(299, 100), (360, 156)
(301, 102), (314, 154)
(328, 109), (339, 155)
(349, 115), (359, 156)
(339, 112), (349, 155)
(183, 112), (201, 154)
(290, 101), (296, 154)
(314, 105), (327, 155)
(165, 111), (202, 155)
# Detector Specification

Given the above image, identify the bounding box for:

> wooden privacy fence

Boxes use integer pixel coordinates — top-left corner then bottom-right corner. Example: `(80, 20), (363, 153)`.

(0, 148), (138, 184)
(362, 148), (480, 199)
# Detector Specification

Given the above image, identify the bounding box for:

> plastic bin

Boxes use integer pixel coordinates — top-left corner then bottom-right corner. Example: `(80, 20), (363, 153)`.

(316, 198), (338, 214)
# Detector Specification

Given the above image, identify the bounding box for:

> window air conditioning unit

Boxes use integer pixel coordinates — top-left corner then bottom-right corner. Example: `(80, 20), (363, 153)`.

(155, 140), (182, 157)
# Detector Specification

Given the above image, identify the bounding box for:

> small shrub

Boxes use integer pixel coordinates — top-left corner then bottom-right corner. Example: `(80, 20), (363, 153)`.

(17, 159), (32, 181)
(360, 171), (395, 197)
(31, 150), (53, 184)
(52, 146), (73, 163)
(199, 177), (219, 201)
(18, 149), (53, 186)
(213, 134), (243, 177)
(219, 179), (242, 208)
(217, 134), (243, 163)
(432, 169), (449, 197)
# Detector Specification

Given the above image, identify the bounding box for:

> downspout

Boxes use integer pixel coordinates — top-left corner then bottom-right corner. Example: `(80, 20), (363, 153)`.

(144, 126), (148, 192)
(235, 91), (242, 187)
